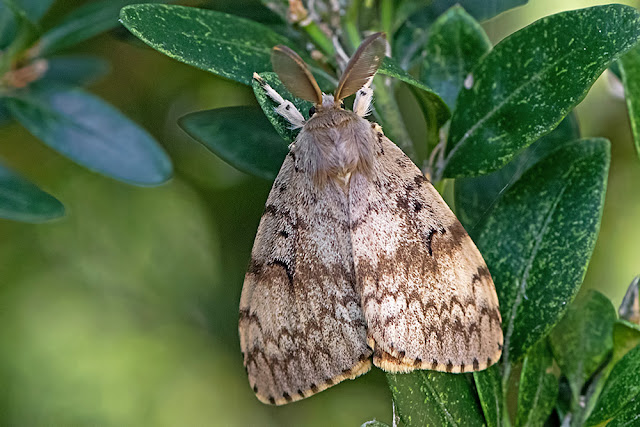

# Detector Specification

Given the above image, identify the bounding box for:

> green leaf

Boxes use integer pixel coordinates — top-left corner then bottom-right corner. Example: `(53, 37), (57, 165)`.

(360, 421), (390, 427)
(421, 6), (491, 110)
(586, 344), (640, 426)
(178, 106), (287, 180)
(393, 0), (527, 69)
(6, 85), (172, 186)
(0, 0), (53, 48)
(37, 0), (161, 56)
(387, 371), (484, 426)
(516, 340), (558, 427)
(618, 276), (639, 324)
(619, 43), (640, 161)
(378, 57), (451, 129)
(473, 365), (503, 427)
(548, 290), (616, 399)
(475, 139), (610, 364)
(612, 320), (640, 366)
(119, 4), (296, 86)
(607, 396), (640, 427)
(454, 113), (579, 234)
(42, 55), (110, 86)
(0, 162), (64, 222)
(252, 72), (312, 144)
(442, 5), (640, 178)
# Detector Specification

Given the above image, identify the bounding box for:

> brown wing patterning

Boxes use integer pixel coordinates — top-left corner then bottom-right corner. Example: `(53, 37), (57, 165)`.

(349, 133), (503, 374)
(239, 153), (372, 405)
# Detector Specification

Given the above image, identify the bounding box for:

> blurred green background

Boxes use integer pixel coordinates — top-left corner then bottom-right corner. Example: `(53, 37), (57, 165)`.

(0, 0), (638, 425)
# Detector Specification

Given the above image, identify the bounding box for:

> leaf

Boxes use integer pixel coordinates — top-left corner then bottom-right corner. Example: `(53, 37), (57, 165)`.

(612, 320), (640, 366)
(421, 5), (492, 110)
(37, 0), (164, 56)
(586, 344), (640, 426)
(378, 56), (451, 129)
(178, 106), (287, 180)
(387, 371), (485, 426)
(619, 43), (640, 161)
(119, 4), (296, 86)
(6, 85), (172, 186)
(619, 276), (639, 324)
(252, 72), (313, 143)
(442, 5), (640, 178)
(0, 161), (64, 222)
(516, 340), (558, 427)
(360, 421), (390, 427)
(0, 0), (53, 48)
(548, 290), (617, 399)
(606, 396), (640, 427)
(454, 113), (580, 234)
(393, 0), (528, 69)
(42, 55), (110, 86)
(473, 365), (503, 427)
(475, 138), (610, 364)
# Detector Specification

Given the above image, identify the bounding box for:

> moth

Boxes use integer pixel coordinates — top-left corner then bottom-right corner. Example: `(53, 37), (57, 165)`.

(240, 33), (503, 405)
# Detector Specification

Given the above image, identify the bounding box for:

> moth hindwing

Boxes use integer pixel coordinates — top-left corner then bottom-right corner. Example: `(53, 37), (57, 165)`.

(240, 33), (503, 405)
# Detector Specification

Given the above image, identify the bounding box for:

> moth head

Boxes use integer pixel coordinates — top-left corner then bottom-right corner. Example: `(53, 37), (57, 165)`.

(271, 32), (387, 113)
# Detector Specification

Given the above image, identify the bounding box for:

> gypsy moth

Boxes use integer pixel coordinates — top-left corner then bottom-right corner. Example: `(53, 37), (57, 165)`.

(239, 33), (503, 405)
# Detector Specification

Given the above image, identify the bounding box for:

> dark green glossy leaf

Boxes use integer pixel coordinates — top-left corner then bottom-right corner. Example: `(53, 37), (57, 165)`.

(607, 395), (640, 427)
(0, 162), (64, 222)
(387, 371), (484, 426)
(42, 55), (110, 86)
(475, 139), (610, 364)
(619, 43), (640, 160)
(586, 344), (640, 426)
(6, 85), (172, 186)
(179, 106), (287, 180)
(393, 0), (527, 69)
(612, 320), (640, 366)
(37, 0), (163, 56)
(421, 6), (491, 110)
(442, 5), (640, 178)
(454, 113), (579, 234)
(378, 56), (451, 129)
(119, 4), (296, 85)
(548, 290), (616, 399)
(618, 276), (639, 323)
(473, 365), (503, 427)
(252, 72), (312, 144)
(516, 340), (558, 427)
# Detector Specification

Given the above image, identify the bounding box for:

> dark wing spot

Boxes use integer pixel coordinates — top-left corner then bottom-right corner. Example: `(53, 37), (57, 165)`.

(398, 350), (406, 359)
(285, 104), (291, 110)
(283, 392), (292, 403)
(431, 359), (439, 370)
(279, 230), (289, 238)
(413, 358), (422, 368)
(268, 396), (276, 405)
(446, 360), (454, 372)
(414, 201), (423, 212)
(487, 357), (493, 367)
(310, 383), (319, 393)
(473, 358), (480, 371)
(414, 174), (428, 185)
(253, 385), (258, 393)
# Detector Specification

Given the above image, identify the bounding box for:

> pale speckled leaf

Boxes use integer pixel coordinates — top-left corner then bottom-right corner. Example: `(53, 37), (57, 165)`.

(454, 113), (580, 235)
(387, 371), (484, 426)
(619, 43), (640, 160)
(442, 5), (640, 178)
(0, 162), (64, 223)
(421, 5), (491, 110)
(252, 72), (313, 143)
(179, 106), (286, 180)
(378, 56), (450, 129)
(475, 139), (610, 364)
(516, 340), (558, 427)
(548, 290), (616, 399)
(586, 344), (640, 426)
(606, 396), (640, 427)
(473, 365), (503, 427)
(119, 4), (296, 85)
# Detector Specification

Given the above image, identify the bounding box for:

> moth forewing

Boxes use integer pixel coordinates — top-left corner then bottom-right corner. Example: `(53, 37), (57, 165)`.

(241, 34), (502, 406)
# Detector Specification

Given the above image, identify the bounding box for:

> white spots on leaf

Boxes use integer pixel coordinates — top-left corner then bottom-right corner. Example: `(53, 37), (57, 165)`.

(464, 73), (474, 89)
